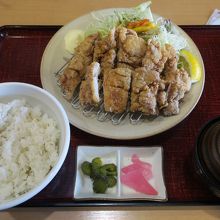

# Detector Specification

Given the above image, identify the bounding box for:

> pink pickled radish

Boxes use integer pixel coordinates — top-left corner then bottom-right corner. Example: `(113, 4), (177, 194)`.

(120, 169), (158, 195)
(131, 154), (152, 169)
(121, 163), (153, 180)
(120, 154), (158, 195)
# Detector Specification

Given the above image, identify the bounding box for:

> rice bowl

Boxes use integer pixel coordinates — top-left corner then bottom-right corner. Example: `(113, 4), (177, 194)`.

(0, 82), (70, 210)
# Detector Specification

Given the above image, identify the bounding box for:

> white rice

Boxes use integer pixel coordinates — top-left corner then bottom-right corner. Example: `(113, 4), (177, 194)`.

(0, 99), (60, 203)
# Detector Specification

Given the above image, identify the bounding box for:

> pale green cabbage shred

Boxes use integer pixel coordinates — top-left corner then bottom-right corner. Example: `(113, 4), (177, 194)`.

(85, 1), (187, 51)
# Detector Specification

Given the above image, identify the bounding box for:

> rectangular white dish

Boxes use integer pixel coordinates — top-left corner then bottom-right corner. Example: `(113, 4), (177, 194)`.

(74, 145), (167, 201)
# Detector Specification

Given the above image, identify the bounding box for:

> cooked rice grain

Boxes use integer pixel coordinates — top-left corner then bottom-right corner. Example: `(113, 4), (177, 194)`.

(0, 99), (60, 202)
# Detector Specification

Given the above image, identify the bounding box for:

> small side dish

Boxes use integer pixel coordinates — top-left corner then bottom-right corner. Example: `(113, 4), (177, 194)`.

(74, 146), (167, 201)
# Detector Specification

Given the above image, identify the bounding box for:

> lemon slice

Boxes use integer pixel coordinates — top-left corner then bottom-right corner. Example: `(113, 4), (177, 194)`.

(179, 49), (202, 83)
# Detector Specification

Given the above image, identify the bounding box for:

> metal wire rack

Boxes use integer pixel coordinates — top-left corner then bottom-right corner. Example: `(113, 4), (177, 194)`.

(54, 60), (145, 125)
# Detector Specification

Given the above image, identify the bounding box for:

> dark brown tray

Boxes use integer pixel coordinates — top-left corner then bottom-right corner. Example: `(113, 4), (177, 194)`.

(1, 25), (220, 207)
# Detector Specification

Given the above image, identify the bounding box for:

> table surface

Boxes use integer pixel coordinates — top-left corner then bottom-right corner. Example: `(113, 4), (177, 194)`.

(1, 0), (220, 219)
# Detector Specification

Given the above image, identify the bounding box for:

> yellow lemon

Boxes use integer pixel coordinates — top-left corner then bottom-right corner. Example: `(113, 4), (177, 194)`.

(179, 49), (202, 83)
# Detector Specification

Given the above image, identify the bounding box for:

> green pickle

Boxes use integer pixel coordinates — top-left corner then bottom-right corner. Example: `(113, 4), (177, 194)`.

(92, 157), (102, 167)
(93, 178), (108, 194)
(106, 176), (117, 188)
(81, 157), (117, 194)
(91, 157), (103, 179)
(101, 163), (117, 172)
(81, 161), (92, 176)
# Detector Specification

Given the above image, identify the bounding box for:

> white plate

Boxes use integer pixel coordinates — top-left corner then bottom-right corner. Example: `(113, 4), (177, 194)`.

(40, 8), (205, 140)
(74, 145), (167, 201)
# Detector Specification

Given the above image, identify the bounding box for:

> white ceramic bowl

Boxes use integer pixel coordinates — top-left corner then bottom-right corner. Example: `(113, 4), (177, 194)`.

(0, 82), (70, 210)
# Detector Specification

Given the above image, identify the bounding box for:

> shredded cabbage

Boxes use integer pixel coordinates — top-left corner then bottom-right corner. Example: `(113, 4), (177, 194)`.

(151, 18), (187, 51)
(152, 26), (187, 51)
(84, 1), (187, 51)
(85, 1), (153, 37)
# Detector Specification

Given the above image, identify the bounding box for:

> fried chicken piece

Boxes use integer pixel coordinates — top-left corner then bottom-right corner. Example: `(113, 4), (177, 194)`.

(142, 39), (168, 73)
(68, 54), (92, 77)
(165, 68), (191, 94)
(105, 68), (131, 90)
(166, 82), (185, 101)
(131, 67), (160, 93)
(160, 82), (181, 116)
(163, 99), (179, 116)
(59, 68), (81, 100)
(130, 67), (159, 115)
(158, 79), (166, 90)
(93, 28), (116, 61)
(59, 55), (91, 100)
(117, 27), (137, 46)
(75, 33), (99, 56)
(117, 62), (134, 70)
(164, 44), (178, 72)
(178, 68), (191, 92)
(104, 68), (132, 113)
(123, 35), (147, 57)
(100, 49), (116, 76)
(69, 33), (98, 75)
(157, 91), (167, 108)
(104, 87), (129, 113)
(117, 48), (143, 67)
(117, 27), (147, 67)
(79, 62), (101, 106)
(130, 84), (158, 115)
(162, 66), (191, 115)
(60, 34), (98, 100)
